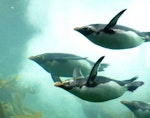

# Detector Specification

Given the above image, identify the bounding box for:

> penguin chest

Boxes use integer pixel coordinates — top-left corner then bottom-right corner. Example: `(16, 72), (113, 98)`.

(69, 82), (127, 102)
(87, 31), (144, 49)
(134, 110), (150, 118)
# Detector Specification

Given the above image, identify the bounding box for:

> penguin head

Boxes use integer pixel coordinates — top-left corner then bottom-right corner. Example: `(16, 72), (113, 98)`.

(54, 77), (85, 91)
(29, 55), (46, 64)
(74, 24), (105, 36)
(29, 53), (57, 65)
(121, 101), (139, 110)
(121, 101), (150, 111)
(54, 79), (76, 90)
(74, 25), (97, 36)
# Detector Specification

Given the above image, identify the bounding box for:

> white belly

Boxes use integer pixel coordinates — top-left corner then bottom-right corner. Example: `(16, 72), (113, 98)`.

(87, 31), (144, 49)
(69, 81), (127, 102)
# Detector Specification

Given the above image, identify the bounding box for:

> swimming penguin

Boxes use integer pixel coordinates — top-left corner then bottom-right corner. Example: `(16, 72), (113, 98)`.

(29, 53), (109, 82)
(121, 100), (150, 118)
(74, 9), (150, 49)
(54, 56), (144, 102)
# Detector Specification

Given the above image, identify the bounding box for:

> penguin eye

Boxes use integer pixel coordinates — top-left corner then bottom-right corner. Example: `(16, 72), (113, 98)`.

(82, 27), (89, 30)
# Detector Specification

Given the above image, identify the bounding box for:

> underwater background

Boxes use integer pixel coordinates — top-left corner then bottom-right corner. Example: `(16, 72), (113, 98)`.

(0, 0), (150, 118)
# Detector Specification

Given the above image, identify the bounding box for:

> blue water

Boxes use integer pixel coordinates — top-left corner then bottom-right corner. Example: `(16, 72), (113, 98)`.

(0, 0), (150, 118)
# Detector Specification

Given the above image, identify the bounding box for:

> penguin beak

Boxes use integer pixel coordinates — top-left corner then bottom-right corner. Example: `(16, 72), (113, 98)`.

(28, 56), (35, 60)
(121, 100), (131, 106)
(54, 82), (64, 87)
(121, 100), (130, 105)
(28, 55), (41, 60)
(74, 27), (81, 31)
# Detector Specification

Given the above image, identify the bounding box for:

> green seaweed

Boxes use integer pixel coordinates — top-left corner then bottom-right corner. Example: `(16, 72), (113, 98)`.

(0, 102), (6, 118)
(11, 112), (42, 118)
(0, 74), (43, 118)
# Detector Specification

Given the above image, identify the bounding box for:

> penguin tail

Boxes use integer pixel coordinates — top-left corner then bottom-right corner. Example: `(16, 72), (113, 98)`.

(122, 76), (138, 85)
(143, 32), (150, 42)
(99, 63), (109, 71)
(127, 81), (144, 92)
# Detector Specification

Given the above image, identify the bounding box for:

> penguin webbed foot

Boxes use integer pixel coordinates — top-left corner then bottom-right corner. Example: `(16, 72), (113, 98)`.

(127, 81), (144, 92)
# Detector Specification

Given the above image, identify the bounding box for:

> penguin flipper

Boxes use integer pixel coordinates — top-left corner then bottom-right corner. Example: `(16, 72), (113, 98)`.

(103, 9), (127, 33)
(86, 56), (105, 86)
(73, 67), (84, 79)
(99, 63), (109, 71)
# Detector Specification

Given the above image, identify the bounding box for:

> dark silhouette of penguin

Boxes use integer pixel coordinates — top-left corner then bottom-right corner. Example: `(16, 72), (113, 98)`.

(74, 9), (150, 49)
(29, 53), (109, 82)
(55, 56), (144, 102)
